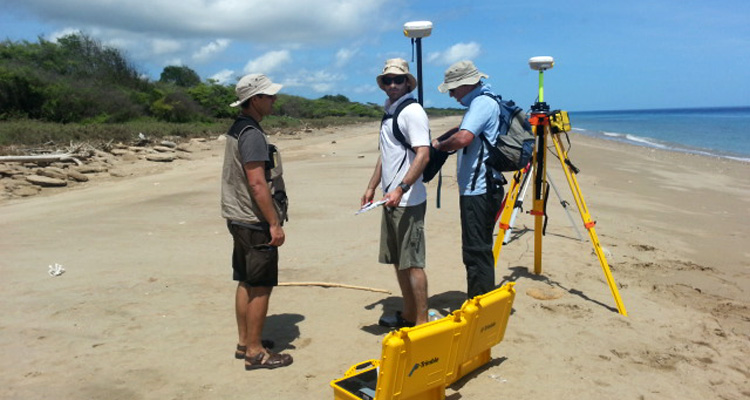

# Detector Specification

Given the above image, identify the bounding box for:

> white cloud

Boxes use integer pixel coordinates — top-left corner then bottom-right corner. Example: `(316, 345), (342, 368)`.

(15, 0), (392, 43)
(49, 28), (82, 42)
(11, 0), (398, 88)
(162, 59), (184, 70)
(352, 84), (380, 95)
(210, 69), (236, 84)
(427, 42), (482, 65)
(281, 69), (344, 93)
(335, 48), (359, 67)
(311, 83), (334, 93)
(193, 39), (231, 63)
(243, 50), (292, 74)
(151, 39), (182, 55)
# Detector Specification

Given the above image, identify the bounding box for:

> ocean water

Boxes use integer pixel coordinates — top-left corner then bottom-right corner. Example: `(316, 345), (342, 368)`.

(568, 107), (750, 162)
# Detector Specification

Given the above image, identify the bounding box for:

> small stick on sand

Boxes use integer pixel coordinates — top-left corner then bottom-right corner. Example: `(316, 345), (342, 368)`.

(279, 281), (391, 294)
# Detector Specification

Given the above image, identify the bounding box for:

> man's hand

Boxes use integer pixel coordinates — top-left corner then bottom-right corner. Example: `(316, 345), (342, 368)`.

(383, 187), (404, 208)
(245, 161), (284, 246)
(269, 224), (285, 247)
(361, 187), (376, 207)
(433, 129), (474, 152)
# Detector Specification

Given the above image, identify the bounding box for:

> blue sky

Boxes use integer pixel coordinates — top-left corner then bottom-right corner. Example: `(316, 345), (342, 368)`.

(2, 0), (748, 111)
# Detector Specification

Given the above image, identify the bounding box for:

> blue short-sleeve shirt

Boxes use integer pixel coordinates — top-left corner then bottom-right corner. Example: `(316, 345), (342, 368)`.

(456, 84), (502, 196)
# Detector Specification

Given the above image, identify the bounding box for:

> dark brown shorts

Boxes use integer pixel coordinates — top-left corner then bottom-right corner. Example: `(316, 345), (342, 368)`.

(228, 223), (278, 287)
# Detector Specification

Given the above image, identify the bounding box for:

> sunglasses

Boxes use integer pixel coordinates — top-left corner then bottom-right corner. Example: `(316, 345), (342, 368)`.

(381, 75), (407, 86)
(257, 94), (277, 100)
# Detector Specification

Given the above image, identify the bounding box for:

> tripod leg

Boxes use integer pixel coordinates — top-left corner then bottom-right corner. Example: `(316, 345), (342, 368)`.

(550, 133), (628, 316)
(545, 170), (584, 241)
(492, 168), (525, 266)
(503, 166), (532, 244)
(531, 123), (548, 275)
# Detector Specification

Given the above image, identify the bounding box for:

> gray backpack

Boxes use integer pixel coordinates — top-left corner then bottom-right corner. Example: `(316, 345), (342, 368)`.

(480, 93), (535, 172)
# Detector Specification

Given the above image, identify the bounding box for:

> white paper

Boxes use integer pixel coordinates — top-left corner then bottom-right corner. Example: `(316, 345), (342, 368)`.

(355, 200), (386, 215)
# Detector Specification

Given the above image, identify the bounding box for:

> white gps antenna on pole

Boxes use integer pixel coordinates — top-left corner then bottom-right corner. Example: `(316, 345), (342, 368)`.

(403, 21), (433, 105)
(529, 56), (554, 105)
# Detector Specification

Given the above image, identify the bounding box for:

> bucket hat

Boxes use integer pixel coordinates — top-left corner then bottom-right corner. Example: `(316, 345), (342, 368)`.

(230, 74), (283, 107)
(438, 60), (488, 93)
(376, 58), (418, 91)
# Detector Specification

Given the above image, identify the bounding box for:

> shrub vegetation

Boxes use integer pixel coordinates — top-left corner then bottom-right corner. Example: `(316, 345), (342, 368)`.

(0, 33), (461, 147)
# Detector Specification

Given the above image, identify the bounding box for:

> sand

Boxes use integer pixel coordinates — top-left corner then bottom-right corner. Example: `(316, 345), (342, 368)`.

(1, 116), (748, 400)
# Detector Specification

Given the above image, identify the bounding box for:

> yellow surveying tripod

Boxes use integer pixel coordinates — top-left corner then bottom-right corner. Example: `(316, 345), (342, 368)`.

(492, 56), (627, 316)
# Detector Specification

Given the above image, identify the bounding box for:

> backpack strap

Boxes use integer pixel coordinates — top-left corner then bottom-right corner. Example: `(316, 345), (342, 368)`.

(381, 98), (419, 193)
(470, 141), (484, 191)
(466, 93), (501, 190)
(382, 97), (419, 152)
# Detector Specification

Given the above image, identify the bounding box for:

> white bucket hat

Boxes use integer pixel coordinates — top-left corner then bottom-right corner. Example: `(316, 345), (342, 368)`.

(230, 74), (283, 107)
(376, 58), (418, 91)
(438, 60), (488, 93)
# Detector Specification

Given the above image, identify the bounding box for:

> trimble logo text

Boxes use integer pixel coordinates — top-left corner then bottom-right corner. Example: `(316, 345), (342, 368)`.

(480, 321), (497, 332)
(408, 357), (440, 376)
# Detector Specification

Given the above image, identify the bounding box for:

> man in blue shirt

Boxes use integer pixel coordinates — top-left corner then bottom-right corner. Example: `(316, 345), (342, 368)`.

(432, 60), (505, 298)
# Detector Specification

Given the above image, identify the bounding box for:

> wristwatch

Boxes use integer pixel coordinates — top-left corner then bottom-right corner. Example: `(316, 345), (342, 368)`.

(398, 182), (411, 193)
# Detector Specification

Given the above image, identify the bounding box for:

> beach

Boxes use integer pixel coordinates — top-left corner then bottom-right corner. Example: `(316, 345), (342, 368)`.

(1, 116), (748, 400)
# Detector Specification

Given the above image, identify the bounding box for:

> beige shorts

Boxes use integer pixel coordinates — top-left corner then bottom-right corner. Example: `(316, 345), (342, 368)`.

(379, 202), (426, 270)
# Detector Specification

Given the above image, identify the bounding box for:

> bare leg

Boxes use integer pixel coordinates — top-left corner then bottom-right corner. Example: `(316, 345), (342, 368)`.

(395, 265), (414, 322)
(236, 282), (250, 347)
(396, 267), (428, 325)
(408, 268), (428, 325)
(246, 286), (272, 356)
(236, 282), (273, 353)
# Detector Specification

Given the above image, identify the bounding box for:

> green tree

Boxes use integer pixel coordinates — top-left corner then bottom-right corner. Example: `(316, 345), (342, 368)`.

(319, 94), (350, 103)
(0, 33), (147, 122)
(187, 80), (235, 118)
(150, 89), (206, 122)
(159, 65), (201, 87)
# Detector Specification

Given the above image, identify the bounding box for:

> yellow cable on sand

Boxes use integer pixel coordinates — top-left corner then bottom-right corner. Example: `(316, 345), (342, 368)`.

(279, 282), (391, 294)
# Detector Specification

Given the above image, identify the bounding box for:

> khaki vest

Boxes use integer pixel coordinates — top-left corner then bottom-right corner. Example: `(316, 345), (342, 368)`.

(221, 117), (287, 226)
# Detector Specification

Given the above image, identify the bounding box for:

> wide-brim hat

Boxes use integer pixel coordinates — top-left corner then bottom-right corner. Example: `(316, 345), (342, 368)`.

(230, 73), (283, 107)
(376, 58), (418, 91)
(438, 60), (488, 93)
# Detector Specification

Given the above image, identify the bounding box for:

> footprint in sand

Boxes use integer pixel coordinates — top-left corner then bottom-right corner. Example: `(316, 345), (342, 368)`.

(525, 286), (565, 300)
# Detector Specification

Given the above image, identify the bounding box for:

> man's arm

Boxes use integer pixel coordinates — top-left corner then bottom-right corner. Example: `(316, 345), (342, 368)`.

(432, 128), (475, 152)
(384, 145), (429, 207)
(244, 161), (285, 247)
(361, 156), (382, 207)
(435, 126), (459, 142)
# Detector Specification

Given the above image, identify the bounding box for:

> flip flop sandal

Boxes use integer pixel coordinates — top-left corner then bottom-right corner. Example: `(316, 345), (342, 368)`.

(235, 340), (275, 359)
(245, 351), (293, 370)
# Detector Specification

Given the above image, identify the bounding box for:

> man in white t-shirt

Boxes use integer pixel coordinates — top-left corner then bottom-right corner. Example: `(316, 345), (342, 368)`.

(361, 58), (431, 327)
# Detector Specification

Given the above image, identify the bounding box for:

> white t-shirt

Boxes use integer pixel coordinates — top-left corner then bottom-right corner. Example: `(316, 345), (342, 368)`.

(379, 94), (431, 207)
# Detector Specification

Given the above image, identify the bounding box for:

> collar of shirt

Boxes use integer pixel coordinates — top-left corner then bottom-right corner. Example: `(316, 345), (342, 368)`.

(384, 92), (416, 113)
(460, 83), (493, 107)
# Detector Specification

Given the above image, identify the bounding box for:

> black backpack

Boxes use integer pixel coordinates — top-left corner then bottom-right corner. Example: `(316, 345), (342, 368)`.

(479, 93), (535, 172)
(384, 98), (450, 183)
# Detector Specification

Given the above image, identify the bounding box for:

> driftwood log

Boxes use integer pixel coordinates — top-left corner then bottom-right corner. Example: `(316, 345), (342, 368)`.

(0, 154), (83, 166)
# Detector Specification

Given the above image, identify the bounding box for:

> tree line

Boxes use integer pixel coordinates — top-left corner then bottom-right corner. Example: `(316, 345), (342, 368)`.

(0, 33), (460, 127)
(0, 33), (388, 124)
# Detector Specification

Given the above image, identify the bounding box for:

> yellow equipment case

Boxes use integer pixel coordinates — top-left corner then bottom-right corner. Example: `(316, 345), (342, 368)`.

(331, 283), (515, 400)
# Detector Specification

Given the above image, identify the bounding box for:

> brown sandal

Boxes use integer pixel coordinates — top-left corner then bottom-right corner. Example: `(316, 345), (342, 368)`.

(235, 341), (275, 359)
(244, 351), (293, 370)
